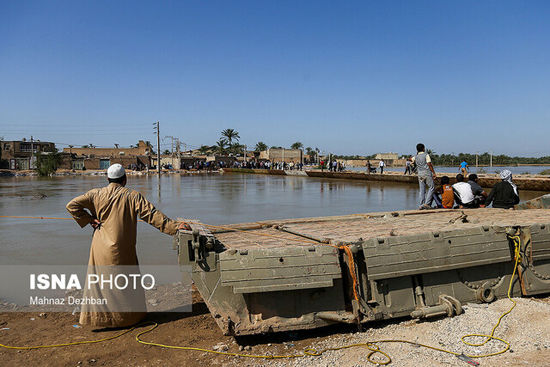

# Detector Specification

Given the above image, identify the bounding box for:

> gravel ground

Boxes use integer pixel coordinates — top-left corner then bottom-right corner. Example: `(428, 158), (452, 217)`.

(223, 296), (550, 367)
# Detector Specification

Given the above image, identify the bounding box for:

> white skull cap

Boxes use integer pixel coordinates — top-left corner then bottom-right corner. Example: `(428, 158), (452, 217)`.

(107, 164), (125, 179)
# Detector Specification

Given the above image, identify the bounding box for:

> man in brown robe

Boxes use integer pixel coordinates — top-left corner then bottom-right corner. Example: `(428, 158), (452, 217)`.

(66, 164), (189, 327)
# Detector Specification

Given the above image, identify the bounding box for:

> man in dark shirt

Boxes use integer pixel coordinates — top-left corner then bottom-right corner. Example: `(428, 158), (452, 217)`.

(468, 174), (488, 207)
(485, 170), (520, 209)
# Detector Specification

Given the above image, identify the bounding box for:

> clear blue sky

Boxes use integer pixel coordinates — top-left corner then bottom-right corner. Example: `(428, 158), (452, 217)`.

(1, 1), (549, 156)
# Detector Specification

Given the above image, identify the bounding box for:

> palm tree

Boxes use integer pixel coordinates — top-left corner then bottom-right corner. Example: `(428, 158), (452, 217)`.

(216, 138), (227, 155)
(198, 145), (210, 155)
(221, 129), (240, 145)
(229, 142), (244, 155)
(291, 142), (303, 150)
(254, 141), (267, 152)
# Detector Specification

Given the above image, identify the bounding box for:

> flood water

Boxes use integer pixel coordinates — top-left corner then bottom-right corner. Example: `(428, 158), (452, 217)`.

(0, 173), (546, 265)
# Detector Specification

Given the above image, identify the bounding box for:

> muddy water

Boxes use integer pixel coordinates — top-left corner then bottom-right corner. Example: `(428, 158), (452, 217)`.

(0, 174), (546, 265)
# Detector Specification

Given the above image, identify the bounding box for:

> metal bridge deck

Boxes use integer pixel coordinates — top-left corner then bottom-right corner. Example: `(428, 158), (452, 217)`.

(213, 209), (550, 249)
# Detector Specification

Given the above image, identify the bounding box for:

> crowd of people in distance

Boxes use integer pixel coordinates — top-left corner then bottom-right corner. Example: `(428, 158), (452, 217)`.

(365, 160), (383, 173)
(231, 160), (305, 170)
(412, 142), (520, 210)
(169, 159), (308, 171)
(320, 160), (346, 172)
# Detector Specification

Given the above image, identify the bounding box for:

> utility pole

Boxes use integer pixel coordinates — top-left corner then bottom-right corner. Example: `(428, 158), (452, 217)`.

(30, 135), (35, 169)
(165, 136), (177, 168)
(476, 152), (479, 171)
(176, 138), (181, 169)
(153, 121), (160, 176)
(490, 151), (493, 167)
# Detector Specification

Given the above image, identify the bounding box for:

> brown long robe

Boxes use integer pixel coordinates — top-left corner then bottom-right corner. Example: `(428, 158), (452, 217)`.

(66, 182), (178, 327)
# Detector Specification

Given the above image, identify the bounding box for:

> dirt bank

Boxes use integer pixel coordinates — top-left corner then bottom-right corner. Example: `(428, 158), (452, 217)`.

(1, 290), (549, 367)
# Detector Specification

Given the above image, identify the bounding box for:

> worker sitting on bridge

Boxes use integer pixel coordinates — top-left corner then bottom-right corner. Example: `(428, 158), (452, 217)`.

(440, 176), (455, 209)
(468, 174), (488, 207)
(67, 164), (190, 328)
(452, 174), (478, 208)
(484, 169), (520, 209)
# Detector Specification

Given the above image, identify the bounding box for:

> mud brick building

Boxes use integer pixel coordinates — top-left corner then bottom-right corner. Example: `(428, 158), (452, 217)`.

(0, 139), (56, 170)
(64, 140), (152, 158)
(260, 148), (303, 163)
(60, 140), (152, 170)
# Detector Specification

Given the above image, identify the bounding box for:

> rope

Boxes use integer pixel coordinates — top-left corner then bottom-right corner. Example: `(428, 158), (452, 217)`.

(457, 234), (522, 358)
(0, 326), (136, 350)
(0, 215), (73, 221)
(201, 223), (320, 245)
(0, 217), (526, 365)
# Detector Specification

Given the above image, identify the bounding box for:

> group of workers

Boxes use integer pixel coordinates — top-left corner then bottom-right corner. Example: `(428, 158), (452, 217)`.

(413, 143), (520, 210)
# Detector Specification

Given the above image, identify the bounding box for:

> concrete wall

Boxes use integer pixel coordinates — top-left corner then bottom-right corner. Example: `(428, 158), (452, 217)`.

(343, 159), (407, 167)
(375, 152), (399, 160)
(58, 155), (150, 170)
(222, 168), (550, 191)
(265, 148), (303, 163)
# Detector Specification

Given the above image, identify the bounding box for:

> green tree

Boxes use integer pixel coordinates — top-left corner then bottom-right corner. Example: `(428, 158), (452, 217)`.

(216, 138), (227, 155)
(254, 141), (268, 152)
(198, 145), (211, 155)
(291, 142), (303, 150)
(229, 143), (245, 155)
(163, 149), (170, 155)
(221, 129), (240, 145)
(34, 150), (61, 176)
(305, 147), (315, 156)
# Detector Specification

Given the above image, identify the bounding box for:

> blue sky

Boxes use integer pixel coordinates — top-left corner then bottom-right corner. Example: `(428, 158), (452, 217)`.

(1, 1), (549, 156)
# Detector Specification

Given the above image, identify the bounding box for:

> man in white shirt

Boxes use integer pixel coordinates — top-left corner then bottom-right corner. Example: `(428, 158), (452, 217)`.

(411, 143), (437, 209)
(452, 174), (475, 208)
(379, 159), (385, 174)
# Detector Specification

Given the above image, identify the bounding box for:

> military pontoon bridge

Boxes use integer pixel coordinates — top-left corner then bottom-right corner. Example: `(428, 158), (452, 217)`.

(174, 196), (550, 336)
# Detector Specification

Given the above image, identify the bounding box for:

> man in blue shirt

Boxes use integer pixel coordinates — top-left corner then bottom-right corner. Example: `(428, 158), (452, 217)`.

(460, 161), (469, 176)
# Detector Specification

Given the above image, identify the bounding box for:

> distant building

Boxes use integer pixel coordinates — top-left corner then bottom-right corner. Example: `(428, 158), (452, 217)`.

(375, 152), (399, 161)
(261, 148), (303, 163)
(61, 140), (152, 170)
(63, 140), (152, 158)
(373, 152), (400, 167)
(1, 139), (56, 170)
